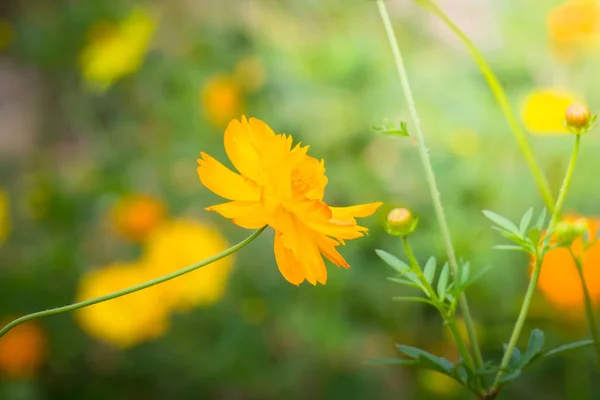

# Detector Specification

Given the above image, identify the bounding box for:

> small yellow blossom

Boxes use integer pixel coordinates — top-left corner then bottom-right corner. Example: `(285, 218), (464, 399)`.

(75, 262), (171, 348)
(0, 189), (9, 245)
(79, 8), (155, 91)
(142, 219), (233, 310)
(0, 320), (46, 378)
(111, 194), (166, 242)
(521, 89), (579, 134)
(197, 116), (382, 286)
(538, 215), (600, 310)
(234, 56), (267, 93)
(548, 0), (600, 61)
(201, 75), (244, 127)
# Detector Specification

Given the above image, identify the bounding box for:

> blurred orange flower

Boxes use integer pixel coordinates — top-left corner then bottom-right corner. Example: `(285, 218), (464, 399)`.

(111, 194), (166, 242)
(79, 8), (155, 90)
(197, 116), (381, 286)
(538, 215), (600, 309)
(0, 320), (46, 378)
(75, 262), (171, 348)
(547, 0), (600, 61)
(201, 75), (244, 127)
(142, 219), (234, 310)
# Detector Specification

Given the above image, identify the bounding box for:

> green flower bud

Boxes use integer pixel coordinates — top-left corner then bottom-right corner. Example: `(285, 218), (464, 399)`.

(553, 219), (587, 246)
(385, 208), (418, 237)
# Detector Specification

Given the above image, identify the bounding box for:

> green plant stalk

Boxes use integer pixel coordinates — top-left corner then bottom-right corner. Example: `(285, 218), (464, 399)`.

(492, 135), (581, 391)
(402, 237), (477, 372)
(416, 0), (555, 214)
(568, 247), (600, 374)
(376, 0), (484, 369)
(0, 226), (267, 339)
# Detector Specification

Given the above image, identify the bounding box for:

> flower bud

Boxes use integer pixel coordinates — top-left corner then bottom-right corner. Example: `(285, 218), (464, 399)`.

(564, 102), (594, 133)
(385, 208), (418, 237)
(553, 218), (587, 246)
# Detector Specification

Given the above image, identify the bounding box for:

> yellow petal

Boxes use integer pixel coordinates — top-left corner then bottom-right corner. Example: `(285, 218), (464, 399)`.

(315, 234), (349, 268)
(197, 152), (260, 201)
(224, 116), (275, 182)
(330, 202), (383, 223)
(206, 201), (267, 229)
(274, 233), (307, 286)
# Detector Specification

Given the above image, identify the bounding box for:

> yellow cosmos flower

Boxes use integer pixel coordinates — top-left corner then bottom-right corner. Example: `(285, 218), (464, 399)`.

(537, 215), (600, 311)
(0, 320), (46, 378)
(201, 75), (244, 127)
(0, 189), (9, 245)
(521, 89), (579, 134)
(548, 0), (600, 60)
(111, 194), (166, 242)
(79, 8), (155, 91)
(75, 263), (171, 348)
(196, 116), (382, 286)
(142, 220), (233, 310)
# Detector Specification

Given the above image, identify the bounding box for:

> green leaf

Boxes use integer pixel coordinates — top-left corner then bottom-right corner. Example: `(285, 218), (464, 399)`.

(527, 228), (541, 246)
(387, 277), (423, 291)
(519, 208), (534, 235)
(373, 120), (410, 137)
(396, 345), (453, 373)
(376, 249), (409, 274)
(535, 208), (547, 230)
(499, 369), (521, 383)
(493, 244), (525, 252)
(423, 257), (436, 283)
(517, 329), (545, 368)
(483, 210), (520, 234)
(437, 263), (450, 300)
(534, 340), (595, 361)
(502, 344), (521, 369)
(392, 296), (437, 308)
(459, 261), (470, 287)
(463, 265), (494, 289)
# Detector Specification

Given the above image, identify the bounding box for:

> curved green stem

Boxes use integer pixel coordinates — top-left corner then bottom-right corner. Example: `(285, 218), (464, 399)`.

(416, 0), (555, 214)
(402, 237), (477, 372)
(0, 226), (267, 339)
(376, 0), (484, 369)
(568, 247), (600, 375)
(492, 135), (581, 391)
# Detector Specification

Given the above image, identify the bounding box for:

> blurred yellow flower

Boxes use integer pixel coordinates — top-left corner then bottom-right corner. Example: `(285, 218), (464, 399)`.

(0, 189), (9, 244)
(79, 8), (155, 91)
(197, 116), (381, 286)
(446, 129), (479, 158)
(201, 75), (244, 127)
(111, 194), (166, 242)
(0, 320), (46, 378)
(0, 20), (13, 53)
(142, 219), (234, 310)
(521, 89), (579, 134)
(538, 215), (600, 310)
(417, 369), (461, 397)
(548, 0), (600, 60)
(75, 262), (171, 348)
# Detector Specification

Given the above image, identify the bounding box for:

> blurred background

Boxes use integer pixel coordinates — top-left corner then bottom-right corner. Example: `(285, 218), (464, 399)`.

(1, 0), (600, 399)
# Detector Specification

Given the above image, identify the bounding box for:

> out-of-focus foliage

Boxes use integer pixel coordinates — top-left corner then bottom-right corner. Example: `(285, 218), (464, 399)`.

(1, 0), (600, 399)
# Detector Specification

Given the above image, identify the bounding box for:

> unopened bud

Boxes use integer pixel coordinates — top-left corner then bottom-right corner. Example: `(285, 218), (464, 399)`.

(553, 218), (587, 246)
(564, 102), (595, 134)
(385, 208), (418, 237)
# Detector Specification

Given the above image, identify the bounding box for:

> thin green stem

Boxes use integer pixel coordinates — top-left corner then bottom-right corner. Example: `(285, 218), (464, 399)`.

(0, 227), (267, 339)
(568, 247), (600, 374)
(492, 135), (581, 391)
(402, 237), (477, 373)
(416, 0), (555, 214)
(376, 0), (484, 369)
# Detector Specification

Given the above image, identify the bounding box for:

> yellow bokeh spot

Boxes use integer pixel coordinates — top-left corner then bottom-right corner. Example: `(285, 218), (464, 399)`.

(111, 194), (166, 242)
(0, 320), (46, 379)
(447, 129), (479, 158)
(142, 219), (234, 310)
(79, 8), (155, 91)
(76, 262), (171, 348)
(0, 189), (9, 245)
(417, 369), (461, 397)
(521, 89), (579, 134)
(201, 75), (243, 128)
(234, 56), (267, 93)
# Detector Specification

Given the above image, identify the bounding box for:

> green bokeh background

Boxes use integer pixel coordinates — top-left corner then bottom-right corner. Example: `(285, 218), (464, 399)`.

(1, 0), (600, 399)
